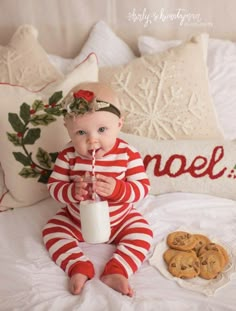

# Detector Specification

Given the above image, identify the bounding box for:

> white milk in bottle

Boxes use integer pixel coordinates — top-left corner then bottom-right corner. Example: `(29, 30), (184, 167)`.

(80, 196), (110, 243)
(79, 149), (111, 243)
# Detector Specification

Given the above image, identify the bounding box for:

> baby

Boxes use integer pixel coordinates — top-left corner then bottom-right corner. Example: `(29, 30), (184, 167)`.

(42, 82), (153, 297)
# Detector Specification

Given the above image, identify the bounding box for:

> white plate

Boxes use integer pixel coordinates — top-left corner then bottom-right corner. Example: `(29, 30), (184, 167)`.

(149, 226), (236, 296)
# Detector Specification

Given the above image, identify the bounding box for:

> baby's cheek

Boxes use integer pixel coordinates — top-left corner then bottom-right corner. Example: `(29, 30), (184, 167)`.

(74, 139), (84, 150)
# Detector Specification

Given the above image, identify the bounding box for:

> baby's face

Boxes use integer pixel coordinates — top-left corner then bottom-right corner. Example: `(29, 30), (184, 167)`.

(65, 111), (123, 159)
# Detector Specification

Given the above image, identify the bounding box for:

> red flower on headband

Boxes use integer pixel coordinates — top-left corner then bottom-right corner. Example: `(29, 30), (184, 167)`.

(73, 90), (95, 102)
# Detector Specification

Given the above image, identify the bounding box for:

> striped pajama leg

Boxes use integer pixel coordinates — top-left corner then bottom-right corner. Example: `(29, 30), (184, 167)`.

(42, 207), (95, 279)
(101, 209), (153, 278)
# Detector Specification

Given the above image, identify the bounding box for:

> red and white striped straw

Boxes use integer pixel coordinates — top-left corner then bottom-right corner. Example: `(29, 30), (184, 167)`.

(91, 149), (96, 200)
(92, 148), (96, 179)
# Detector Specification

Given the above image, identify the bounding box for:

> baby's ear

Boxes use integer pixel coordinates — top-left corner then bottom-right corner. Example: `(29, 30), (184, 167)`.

(64, 117), (69, 128)
(118, 116), (124, 129)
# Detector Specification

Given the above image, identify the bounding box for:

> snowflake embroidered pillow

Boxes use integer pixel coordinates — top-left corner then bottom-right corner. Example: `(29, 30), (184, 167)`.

(0, 53), (98, 211)
(0, 24), (63, 90)
(120, 132), (236, 200)
(100, 34), (223, 140)
(138, 35), (236, 140)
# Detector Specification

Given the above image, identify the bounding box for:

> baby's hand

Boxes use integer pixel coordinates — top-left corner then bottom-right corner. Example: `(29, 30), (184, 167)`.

(74, 176), (88, 201)
(95, 174), (116, 197)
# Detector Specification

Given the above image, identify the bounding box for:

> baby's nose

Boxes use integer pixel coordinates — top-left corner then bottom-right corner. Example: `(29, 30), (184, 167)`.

(87, 135), (98, 145)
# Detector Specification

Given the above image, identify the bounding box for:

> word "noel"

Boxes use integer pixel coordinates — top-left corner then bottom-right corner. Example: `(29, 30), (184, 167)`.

(143, 146), (226, 179)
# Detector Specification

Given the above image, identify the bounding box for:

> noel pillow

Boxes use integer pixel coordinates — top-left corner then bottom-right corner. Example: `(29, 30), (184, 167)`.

(99, 34), (223, 140)
(0, 24), (63, 90)
(120, 132), (236, 200)
(0, 53), (98, 211)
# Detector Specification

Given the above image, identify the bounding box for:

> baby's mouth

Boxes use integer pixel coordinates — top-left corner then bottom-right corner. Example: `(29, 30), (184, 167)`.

(88, 148), (101, 156)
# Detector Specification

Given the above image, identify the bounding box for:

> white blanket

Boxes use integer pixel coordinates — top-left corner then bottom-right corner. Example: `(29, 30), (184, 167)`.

(0, 192), (236, 311)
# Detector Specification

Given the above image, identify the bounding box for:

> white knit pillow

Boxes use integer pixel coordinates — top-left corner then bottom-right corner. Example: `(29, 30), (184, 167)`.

(0, 53), (98, 211)
(0, 25), (62, 90)
(50, 20), (136, 74)
(100, 34), (223, 140)
(138, 35), (236, 140)
(74, 20), (135, 67)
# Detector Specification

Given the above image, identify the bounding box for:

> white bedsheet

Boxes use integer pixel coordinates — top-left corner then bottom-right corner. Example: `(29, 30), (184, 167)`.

(0, 193), (236, 311)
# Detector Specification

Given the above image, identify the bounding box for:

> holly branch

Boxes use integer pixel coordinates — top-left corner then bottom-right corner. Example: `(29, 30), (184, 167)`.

(7, 91), (63, 184)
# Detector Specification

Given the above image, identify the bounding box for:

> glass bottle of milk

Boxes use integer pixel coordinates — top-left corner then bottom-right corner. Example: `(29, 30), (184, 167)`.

(79, 175), (111, 244)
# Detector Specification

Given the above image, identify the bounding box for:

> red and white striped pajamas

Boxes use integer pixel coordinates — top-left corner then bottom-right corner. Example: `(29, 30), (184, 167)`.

(42, 138), (153, 279)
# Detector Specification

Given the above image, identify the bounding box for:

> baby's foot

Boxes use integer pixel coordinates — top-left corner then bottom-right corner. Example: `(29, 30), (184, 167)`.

(69, 273), (88, 295)
(100, 274), (134, 297)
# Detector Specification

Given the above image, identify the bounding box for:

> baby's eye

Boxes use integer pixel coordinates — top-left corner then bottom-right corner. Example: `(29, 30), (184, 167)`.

(76, 130), (86, 135)
(98, 127), (106, 133)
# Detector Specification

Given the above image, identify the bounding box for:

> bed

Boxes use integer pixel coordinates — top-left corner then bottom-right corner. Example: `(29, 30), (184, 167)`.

(1, 1), (236, 310)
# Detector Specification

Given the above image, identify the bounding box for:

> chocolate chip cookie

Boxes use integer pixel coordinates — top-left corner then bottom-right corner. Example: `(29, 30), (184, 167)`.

(168, 252), (200, 279)
(199, 250), (224, 279)
(167, 231), (197, 251)
(192, 234), (211, 255)
(198, 242), (229, 268)
(163, 248), (195, 264)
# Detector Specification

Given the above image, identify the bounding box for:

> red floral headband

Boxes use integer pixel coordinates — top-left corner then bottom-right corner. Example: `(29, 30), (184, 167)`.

(62, 89), (121, 118)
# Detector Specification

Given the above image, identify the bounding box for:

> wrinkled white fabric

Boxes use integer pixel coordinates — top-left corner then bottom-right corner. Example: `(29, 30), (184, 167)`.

(0, 193), (236, 311)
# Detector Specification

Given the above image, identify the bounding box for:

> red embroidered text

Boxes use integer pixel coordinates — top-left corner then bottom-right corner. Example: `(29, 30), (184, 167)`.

(143, 146), (227, 179)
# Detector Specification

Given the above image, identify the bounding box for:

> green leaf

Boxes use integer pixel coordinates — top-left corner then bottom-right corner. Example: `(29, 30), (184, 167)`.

(50, 152), (59, 163)
(8, 113), (25, 132)
(23, 128), (41, 144)
(19, 167), (41, 178)
(32, 99), (44, 112)
(49, 91), (63, 105)
(38, 170), (52, 184)
(20, 103), (31, 123)
(13, 152), (31, 166)
(45, 107), (63, 116)
(36, 147), (52, 168)
(30, 114), (56, 126)
(7, 133), (22, 146)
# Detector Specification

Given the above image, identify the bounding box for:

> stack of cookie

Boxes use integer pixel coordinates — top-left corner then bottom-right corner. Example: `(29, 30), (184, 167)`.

(163, 231), (229, 279)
